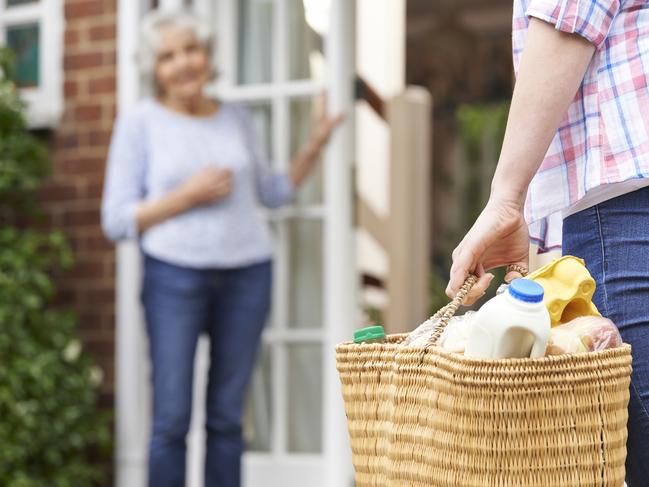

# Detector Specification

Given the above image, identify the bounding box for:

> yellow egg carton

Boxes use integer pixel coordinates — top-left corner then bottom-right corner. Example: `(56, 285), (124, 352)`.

(526, 255), (601, 327)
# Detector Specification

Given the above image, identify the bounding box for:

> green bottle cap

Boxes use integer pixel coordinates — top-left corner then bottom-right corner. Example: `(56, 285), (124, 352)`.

(354, 325), (386, 343)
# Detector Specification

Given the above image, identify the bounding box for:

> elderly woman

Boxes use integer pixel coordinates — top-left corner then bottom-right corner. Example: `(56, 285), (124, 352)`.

(101, 9), (342, 487)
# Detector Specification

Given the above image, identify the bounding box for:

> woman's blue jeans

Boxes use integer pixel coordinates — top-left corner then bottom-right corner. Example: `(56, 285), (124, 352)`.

(563, 186), (649, 487)
(141, 254), (272, 487)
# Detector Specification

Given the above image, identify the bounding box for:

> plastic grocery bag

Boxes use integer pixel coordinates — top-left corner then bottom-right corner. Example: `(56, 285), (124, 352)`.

(401, 311), (476, 352)
(545, 316), (622, 355)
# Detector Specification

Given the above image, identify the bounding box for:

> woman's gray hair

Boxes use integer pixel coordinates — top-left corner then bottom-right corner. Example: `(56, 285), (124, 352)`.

(138, 8), (215, 94)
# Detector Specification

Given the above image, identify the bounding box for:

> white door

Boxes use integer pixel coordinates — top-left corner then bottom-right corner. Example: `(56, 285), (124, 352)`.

(115, 1), (356, 486)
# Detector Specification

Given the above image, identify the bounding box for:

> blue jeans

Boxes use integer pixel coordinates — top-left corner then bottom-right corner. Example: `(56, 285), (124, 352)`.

(141, 254), (272, 487)
(563, 186), (649, 487)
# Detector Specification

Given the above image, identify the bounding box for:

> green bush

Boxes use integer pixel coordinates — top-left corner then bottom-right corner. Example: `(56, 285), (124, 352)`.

(0, 48), (110, 486)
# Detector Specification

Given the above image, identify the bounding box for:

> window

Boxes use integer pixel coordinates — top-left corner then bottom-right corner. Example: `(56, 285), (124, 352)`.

(0, 0), (63, 128)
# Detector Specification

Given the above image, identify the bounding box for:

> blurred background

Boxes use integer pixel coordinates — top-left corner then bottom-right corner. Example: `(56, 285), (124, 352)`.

(1, 0), (554, 486)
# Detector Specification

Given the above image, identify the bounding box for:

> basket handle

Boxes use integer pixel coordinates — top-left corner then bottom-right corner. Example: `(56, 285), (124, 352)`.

(424, 264), (529, 348)
(425, 274), (477, 347)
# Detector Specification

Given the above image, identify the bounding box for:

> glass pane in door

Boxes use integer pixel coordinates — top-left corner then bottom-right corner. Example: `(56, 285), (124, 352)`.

(244, 342), (273, 452)
(287, 344), (322, 453)
(246, 102), (274, 166)
(288, 0), (325, 81)
(238, 0), (274, 84)
(290, 97), (323, 206)
(288, 219), (323, 329)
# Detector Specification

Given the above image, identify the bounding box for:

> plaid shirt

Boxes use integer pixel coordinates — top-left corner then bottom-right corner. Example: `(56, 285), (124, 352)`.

(513, 0), (649, 251)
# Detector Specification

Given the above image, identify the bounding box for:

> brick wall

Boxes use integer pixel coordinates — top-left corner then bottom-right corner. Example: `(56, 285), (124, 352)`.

(41, 0), (117, 411)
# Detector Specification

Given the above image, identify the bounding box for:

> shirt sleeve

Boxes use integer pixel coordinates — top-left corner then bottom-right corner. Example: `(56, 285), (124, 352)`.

(235, 106), (295, 209)
(101, 109), (147, 242)
(526, 0), (621, 48)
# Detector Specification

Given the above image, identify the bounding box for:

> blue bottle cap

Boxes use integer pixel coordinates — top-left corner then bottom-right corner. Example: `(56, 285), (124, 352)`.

(507, 278), (544, 303)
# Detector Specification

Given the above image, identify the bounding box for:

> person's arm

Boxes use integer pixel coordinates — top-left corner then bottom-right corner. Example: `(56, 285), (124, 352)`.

(101, 112), (147, 241)
(289, 107), (345, 187)
(102, 111), (233, 240)
(289, 137), (326, 188)
(238, 102), (343, 209)
(134, 166), (232, 233)
(491, 18), (595, 205)
(446, 18), (595, 303)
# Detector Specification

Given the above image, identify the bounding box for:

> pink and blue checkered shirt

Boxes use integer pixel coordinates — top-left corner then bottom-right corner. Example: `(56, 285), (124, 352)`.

(513, 0), (649, 251)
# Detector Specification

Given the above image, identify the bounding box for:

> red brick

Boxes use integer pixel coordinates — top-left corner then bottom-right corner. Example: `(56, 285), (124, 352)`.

(82, 233), (113, 252)
(84, 179), (106, 199)
(86, 128), (112, 147)
(39, 181), (80, 202)
(68, 279), (114, 294)
(64, 80), (79, 98)
(75, 104), (103, 122)
(89, 24), (116, 42)
(104, 104), (117, 121)
(89, 76), (116, 95)
(68, 258), (109, 279)
(80, 336), (114, 358)
(57, 152), (107, 171)
(85, 286), (115, 305)
(65, 0), (104, 19)
(103, 50), (117, 67)
(54, 132), (81, 150)
(64, 28), (81, 45)
(62, 207), (101, 228)
(81, 232), (114, 254)
(56, 157), (104, 175)
(54, 288), (77, 307)
(78, 308), (114, 328)
(64, 52), (104, 71)
(101, 0), (118, 13)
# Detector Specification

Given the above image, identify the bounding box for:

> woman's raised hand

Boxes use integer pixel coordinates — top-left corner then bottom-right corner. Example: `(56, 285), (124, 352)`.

(309, 92), (345, 150)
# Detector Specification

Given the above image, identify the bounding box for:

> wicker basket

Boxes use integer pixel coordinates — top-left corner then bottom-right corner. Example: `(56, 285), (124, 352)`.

(336, 276), (632, 486)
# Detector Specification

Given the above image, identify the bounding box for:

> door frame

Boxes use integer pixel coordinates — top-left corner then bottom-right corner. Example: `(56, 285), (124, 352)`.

(115, 1), (355, 485)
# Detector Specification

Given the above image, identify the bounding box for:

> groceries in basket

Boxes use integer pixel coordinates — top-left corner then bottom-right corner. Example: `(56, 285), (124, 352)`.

(353, 325), (386, 344)
(400, 312), (475, 351)
(388, 256), (625, 359)
(398, 279), (550, 358)
(527, 255), (601, 325)
(464, 278), (550, 359)
(545, 316), (622, 355)
(338, 259), (633, 487)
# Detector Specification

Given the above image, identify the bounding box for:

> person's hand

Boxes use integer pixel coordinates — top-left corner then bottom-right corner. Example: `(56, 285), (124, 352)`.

(309, 92), (345, 151)
(178, 166), (233, 207)
(446, 196), (530, 305)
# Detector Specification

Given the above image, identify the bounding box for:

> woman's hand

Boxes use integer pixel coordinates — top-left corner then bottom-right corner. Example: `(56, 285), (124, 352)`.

(309, 98), (346, 151)
(445, 19), (597, 306)
(134, 167), (232, 234)
(290, 94), (345, 187)
(446, 197), (530, 305)
(178, 166), (233, 207)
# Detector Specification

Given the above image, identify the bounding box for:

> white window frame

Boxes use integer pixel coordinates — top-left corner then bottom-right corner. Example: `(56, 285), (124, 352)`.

(0, 0), (64, 128)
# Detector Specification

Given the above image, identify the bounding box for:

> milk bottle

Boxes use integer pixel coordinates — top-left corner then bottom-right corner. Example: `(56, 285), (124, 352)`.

(465, 279), (550, 359)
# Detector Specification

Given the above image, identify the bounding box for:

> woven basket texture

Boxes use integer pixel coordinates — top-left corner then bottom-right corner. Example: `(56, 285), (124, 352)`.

(336, 277), (632, 486)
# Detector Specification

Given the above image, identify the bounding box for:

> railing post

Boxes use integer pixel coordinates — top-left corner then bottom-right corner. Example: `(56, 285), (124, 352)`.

(385, 87), (432, 333)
